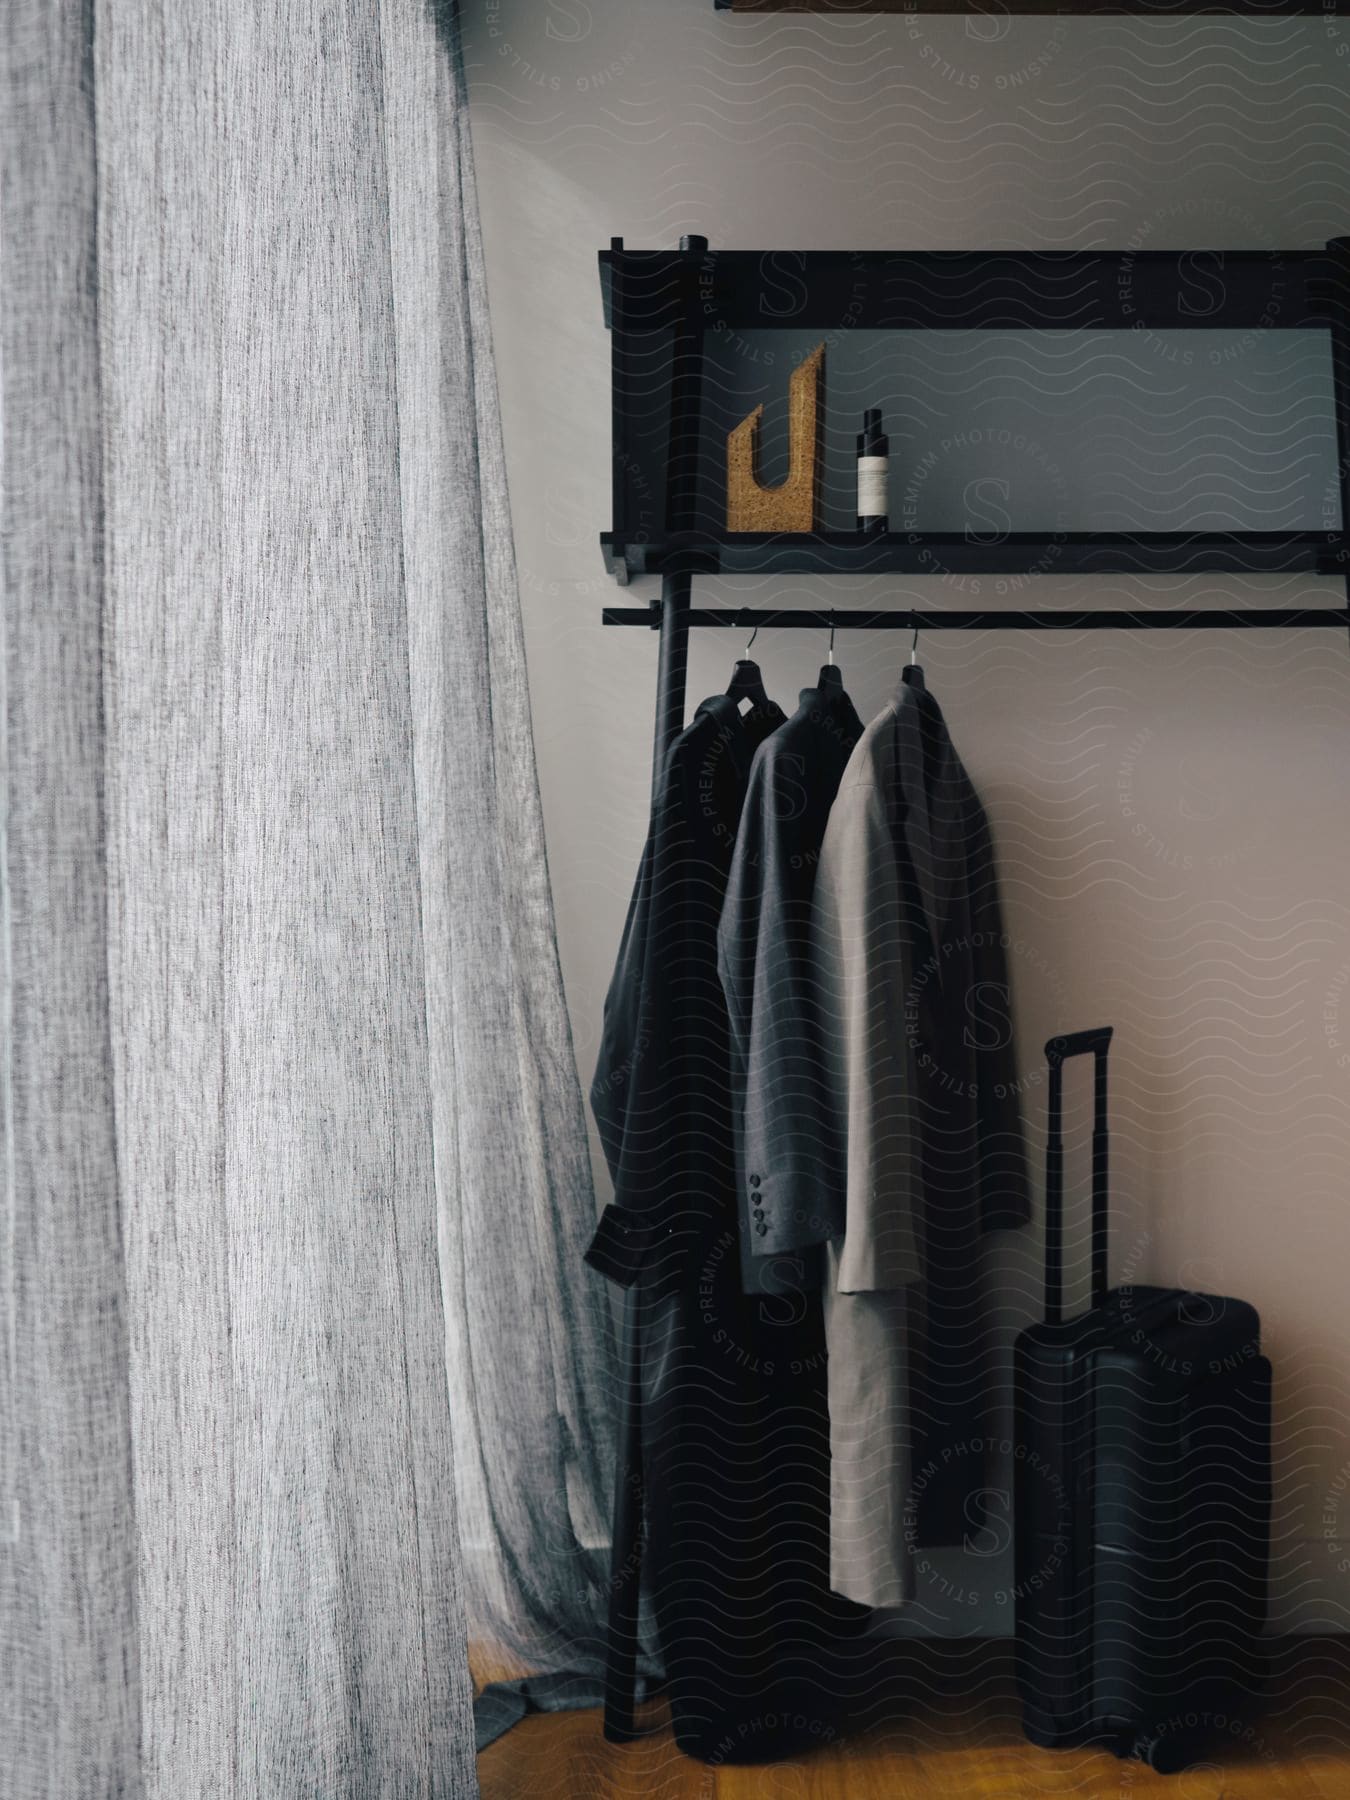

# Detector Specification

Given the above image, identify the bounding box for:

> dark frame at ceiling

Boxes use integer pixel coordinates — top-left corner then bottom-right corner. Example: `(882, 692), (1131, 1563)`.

(715, 1), (1348, 13)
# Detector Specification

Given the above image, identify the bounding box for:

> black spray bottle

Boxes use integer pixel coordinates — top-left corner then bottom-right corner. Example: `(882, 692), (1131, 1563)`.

(856, 406), (889, 533)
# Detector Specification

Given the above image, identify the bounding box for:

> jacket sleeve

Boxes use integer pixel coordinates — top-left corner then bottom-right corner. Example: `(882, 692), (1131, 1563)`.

(718, 744), (837, 1257)
(589, 831), (651, 1185)
(584, 737), (688, 1286)
(811, 779), (924, 1293)
(965, 806), (1031, 1232)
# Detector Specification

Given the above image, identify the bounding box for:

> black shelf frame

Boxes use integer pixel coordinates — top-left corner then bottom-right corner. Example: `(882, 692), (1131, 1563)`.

(600, 235), (1350, 704)
(600, 236), (1350, 729)
(594, 235), (1350, 1745)
(603, 529), (1349, 582)
(601, 240), (1350, 594)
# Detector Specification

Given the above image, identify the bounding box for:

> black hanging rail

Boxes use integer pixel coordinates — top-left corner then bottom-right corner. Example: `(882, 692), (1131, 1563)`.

(605, 605), (1350, 631)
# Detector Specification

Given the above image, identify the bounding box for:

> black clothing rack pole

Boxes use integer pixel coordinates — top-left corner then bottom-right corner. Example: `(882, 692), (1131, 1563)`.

(1329, 237), (1350, 629)
(601, 236), (704, 1745)
(600, 571), (690, 1748)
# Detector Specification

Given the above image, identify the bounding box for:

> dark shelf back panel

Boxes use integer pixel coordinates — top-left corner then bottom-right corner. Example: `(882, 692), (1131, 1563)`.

(695, 325), (1340, 539)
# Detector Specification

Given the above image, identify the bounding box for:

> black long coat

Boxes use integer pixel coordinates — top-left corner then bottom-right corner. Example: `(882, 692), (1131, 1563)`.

(587, 691), (861, 1763)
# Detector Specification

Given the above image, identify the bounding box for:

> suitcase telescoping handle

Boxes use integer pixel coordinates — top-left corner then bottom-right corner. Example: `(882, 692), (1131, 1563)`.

(1044, 1027), (1113, 1326)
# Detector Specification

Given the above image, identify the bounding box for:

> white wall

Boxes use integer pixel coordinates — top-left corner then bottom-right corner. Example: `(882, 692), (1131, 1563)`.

(461, 0), (1350, 1634)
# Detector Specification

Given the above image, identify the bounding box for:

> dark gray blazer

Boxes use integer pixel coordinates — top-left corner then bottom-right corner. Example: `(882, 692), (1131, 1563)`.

(716, 677), (863, 1296)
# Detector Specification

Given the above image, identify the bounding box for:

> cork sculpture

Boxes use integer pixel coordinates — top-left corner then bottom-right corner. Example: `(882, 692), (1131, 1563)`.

(726, 341), (825, 533)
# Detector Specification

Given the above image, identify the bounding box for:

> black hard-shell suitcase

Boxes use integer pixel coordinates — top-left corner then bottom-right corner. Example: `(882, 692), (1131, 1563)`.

(1014, 1027), (1272, 1773)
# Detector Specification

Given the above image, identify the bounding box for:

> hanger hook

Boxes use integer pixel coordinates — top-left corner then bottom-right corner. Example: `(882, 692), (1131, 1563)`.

(744, 616), (760, 657)
(910, 614), (920, 665)
(827, 609), (836, 665)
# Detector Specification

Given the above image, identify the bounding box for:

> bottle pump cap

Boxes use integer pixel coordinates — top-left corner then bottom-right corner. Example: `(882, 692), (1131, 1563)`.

(858, 407), (888, 456)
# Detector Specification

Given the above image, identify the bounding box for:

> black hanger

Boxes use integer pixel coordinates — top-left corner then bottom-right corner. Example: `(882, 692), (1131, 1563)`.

(901, 615), (926, 693)
(818, 611), (843, 691)
(900, 614), (943, 796)
(727, 617), (771, 710)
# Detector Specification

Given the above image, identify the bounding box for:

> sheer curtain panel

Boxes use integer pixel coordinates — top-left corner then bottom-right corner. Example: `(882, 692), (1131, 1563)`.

(2, 1), (617, 1794)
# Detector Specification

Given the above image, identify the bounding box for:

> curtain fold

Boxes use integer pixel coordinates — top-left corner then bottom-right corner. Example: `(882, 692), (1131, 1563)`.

(396, 10), (626, 1684)
(0, 2), (143, 1792)
(94, 1), (482, 1792)
(4, 0), (614, 1793)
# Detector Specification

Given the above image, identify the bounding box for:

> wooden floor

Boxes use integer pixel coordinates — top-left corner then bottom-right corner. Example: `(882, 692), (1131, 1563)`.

(475, 1638), (1350, 1799)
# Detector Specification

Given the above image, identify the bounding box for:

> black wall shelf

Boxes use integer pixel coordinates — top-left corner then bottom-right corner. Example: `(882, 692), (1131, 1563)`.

(600, 235), (1350, 622)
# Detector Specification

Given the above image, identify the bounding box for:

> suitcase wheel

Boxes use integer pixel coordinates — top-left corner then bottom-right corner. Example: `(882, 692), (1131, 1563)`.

(1129, 1728), (1206, 1775)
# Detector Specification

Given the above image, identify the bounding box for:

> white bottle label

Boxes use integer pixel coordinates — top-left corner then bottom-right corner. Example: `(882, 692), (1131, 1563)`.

(857, 456), (888, 518)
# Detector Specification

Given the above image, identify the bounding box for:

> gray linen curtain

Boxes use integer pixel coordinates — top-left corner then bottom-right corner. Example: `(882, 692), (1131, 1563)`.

(2, 0), (618, 1792)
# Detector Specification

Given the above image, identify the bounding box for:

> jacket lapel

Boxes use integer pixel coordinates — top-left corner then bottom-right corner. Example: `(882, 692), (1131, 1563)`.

(891, 682), (948, 972)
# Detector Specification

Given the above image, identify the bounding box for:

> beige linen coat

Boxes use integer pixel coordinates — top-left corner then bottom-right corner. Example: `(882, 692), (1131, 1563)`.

(812, 672), (1030, 1607)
